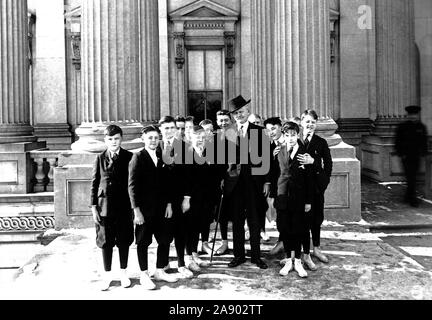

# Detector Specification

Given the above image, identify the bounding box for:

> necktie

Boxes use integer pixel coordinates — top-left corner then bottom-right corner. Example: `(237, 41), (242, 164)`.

(112, 153), (119, 162)
(288, 147), (293, 164)
(238, 125), (243, 137)
(304, 135), (310, 149)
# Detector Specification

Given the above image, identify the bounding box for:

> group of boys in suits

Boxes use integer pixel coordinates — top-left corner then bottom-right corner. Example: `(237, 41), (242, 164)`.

(90, 94), (333, 290)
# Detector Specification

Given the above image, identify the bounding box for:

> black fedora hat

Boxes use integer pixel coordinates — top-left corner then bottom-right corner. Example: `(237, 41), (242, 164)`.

(405, 105), (421, 114)
(228, 95), (251, 114)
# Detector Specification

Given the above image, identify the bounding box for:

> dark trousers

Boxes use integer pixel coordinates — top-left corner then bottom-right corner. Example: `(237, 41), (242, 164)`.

(135, 215), (173, 271)
(102, 246), (129, 271)
(277, 209), (310, 257)
(231, 173), (262, 261)
(96, 215), (134, 249)
(173, 205), (194, 267)
(402, 157), (420, 205)
(189, 198), (213, 252)
(310, 193), (325, 247)
(282, 235), (302, 259)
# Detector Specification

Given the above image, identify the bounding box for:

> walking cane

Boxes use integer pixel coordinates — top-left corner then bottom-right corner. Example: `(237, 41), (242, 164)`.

(210, 194), (224, 263)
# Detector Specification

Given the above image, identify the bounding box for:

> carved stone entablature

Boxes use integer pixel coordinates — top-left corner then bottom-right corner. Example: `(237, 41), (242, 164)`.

(173, 31), (186, 69)
(0, 216), (55, 232)
(224, 31), (236, 69)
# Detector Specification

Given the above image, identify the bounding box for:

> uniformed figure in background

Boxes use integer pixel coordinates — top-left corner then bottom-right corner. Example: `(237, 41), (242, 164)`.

(395, 105), (429, 207)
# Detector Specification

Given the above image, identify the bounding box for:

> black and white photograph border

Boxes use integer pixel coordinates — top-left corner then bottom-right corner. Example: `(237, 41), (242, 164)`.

(1, 0), (432, 303)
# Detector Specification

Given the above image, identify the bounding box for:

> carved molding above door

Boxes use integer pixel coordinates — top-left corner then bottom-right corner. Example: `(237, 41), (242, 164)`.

(169, 0), (239, 69)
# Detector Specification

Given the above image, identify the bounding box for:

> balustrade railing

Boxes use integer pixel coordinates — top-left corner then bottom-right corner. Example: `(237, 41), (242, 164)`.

(29, 151), (60, 193)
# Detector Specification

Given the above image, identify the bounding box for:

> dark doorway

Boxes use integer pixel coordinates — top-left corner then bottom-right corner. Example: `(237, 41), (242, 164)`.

(187, 50), (223, 123)
(187, 91), (222, 123)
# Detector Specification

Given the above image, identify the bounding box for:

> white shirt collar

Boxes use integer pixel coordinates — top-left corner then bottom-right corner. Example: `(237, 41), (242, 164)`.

(304, 132), (314, 141)
(145, 147), (158, 165)
(237, 121), (249, 135)
(109, 149), (120, 158)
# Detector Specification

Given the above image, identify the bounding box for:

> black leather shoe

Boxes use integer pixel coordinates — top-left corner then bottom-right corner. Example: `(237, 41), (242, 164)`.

(228, 257), (246, 268)
(251, 258), (268, 269)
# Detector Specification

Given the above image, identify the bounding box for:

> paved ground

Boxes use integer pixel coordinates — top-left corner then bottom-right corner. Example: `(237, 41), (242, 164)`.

(1, 179), (432, 300)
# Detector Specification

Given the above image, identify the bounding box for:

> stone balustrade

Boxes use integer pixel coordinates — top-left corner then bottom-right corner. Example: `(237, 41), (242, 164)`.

(29, 151), (59, 193)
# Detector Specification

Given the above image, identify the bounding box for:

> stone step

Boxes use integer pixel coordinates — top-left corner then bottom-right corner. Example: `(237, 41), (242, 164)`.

(0, 193), (55, 241)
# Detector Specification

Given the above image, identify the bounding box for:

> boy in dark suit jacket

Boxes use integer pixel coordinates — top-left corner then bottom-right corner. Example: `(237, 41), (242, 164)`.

(264, 117), (285, 256)
(128, 125), (178, 289)
(183, 125), (225, 266)
(298, 110), (333, 264)
(275, 122), (314, 278)
(158, 116), (196, 279)
(90, 125), (134, 291)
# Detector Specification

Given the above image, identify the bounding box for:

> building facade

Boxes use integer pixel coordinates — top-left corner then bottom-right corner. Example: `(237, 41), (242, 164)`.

(0, 0), (431, 236)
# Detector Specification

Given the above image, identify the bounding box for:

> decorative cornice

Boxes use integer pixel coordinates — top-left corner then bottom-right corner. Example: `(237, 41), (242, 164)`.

(337, 118), (374, 134)
(185, 22), (225, 29)
(170, 0), (239, 19)
(0, 216), (55, 232)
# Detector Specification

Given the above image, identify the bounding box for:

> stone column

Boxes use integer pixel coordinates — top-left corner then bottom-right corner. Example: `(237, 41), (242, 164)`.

(72, 0), (143, 152)
(0, 0), (46, 194)
(158, 0), (170, 117)
(374, 0), (418, 136)
(362, 0), (419, 182)
(32, 0), (72, 150)
(139, 0), (160, 122)
(273, 0), (340, 145)
(0, 0), (35, 143)
(250, 0), (275, 118)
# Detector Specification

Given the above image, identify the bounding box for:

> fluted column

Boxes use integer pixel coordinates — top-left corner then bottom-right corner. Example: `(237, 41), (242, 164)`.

(250, 0), (275, 118)
(374, 0), (418, 135)
(0, 0), (36, 143)
(273, 0), (340, 145)
(72, 0), (143, 152)
(139, 0), (160, 122)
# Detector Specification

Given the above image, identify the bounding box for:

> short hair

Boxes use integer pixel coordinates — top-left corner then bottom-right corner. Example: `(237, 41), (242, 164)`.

(216, 110), (231, 117)
(185, 116), (195, 124)
(158, 115), (176, 126)
(141, 125), (160, 135)
(282, 121), (300, 134)
(301, 110), (319, 121)
(191, 125), (205, 134)
(174, 115), (186, 123)
(199, 119), (213, 127)
(263, 117), (282, 127)
(104, 125), (123, 137)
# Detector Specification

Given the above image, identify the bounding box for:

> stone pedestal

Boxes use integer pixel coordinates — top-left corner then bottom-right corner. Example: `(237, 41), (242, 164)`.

(54, 164), (94, 230)
(325, 143), (361, 222)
